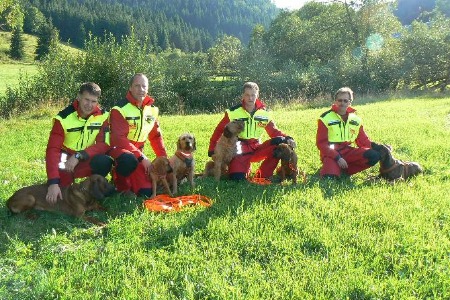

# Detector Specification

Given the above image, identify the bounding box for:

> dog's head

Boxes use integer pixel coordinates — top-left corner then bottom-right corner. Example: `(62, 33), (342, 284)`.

(152, 156), (173, 176)
(371, 142), (394, 168)
(273, 143), (296, 162)
(223, 120), (245, 138)
(82, 174), (116, 200)
(177, 133), (196, 152)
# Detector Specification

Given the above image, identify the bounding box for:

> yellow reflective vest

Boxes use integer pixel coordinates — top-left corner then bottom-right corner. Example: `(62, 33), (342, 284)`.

(112, 101), (159, 143)
(319, 110), (362, 147)
(227, 105), (273, 139)
(54, 108), (109, 151)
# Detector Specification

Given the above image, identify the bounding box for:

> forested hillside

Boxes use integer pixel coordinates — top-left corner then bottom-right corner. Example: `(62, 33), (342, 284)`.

(25, 0), (278, 51)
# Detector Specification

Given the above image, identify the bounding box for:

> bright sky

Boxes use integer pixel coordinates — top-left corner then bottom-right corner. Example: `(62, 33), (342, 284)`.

(272, 0), (310, 10)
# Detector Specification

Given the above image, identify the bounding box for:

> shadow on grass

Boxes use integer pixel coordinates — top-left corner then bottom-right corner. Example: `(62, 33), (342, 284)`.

(141, 176), (288, 249)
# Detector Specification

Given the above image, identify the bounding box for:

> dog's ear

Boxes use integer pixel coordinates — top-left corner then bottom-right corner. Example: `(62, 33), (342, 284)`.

(177, 137), (183, 151)
(223, 126), (233, 138)
(192, 135), (197, 151)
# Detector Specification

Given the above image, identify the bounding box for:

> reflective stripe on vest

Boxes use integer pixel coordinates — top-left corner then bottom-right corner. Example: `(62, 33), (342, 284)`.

(320, 111), (362, 146)
(112, 102), (159, 143)
(55, 111), (109, 151)
(227, 107), (272, 139)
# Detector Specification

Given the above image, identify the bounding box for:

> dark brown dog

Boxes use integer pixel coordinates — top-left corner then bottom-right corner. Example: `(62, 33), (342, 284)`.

(204, 120), (245, 181)
(168, 133), (196, 195)
(371, 142), (423, 181)
(149, 156), (173, 198)
(273, 143), (305, 184)
(6, 174), (115, 225)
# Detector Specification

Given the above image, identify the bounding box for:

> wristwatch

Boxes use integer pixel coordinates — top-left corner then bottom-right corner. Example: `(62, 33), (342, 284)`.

(74, 152), (82, 160)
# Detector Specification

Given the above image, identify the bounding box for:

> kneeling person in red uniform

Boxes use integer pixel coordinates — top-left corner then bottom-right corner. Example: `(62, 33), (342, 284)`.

(109, 73), (167, 197)
(208, 82), (296, 180)
(46, 82), (113, 203)
(316, 87), (380, 178)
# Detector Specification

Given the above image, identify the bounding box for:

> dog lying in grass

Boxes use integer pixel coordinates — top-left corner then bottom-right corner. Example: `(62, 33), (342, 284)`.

(204, 120), (245, 181)
(168, 133), (196, 195)
(6, 174), (115, 225)
(371, 142), (423, 181)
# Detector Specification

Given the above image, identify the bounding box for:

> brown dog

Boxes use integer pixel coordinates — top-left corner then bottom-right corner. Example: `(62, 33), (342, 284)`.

(6, 174), (115, 225)
(204, 120), (245, 181)
(168, 133), (196, 195)
(149, 156), (173, 198)
(371, 142), (423, 181)
(273, 143), (305, 184)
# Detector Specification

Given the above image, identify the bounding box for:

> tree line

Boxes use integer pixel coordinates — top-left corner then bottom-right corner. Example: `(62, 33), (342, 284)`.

(1, 0), (449, 118)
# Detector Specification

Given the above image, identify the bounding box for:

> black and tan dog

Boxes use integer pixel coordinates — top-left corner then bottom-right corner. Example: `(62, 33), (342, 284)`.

(371, 142), (423, 181)
(6, 174), (115, 225)
(168, 133), (196, 195)
(273, 143), (305, 184)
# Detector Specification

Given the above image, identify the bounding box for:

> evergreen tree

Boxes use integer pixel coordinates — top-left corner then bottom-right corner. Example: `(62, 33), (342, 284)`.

(9, 25), (25, 60)
(35, 19), (59, 60)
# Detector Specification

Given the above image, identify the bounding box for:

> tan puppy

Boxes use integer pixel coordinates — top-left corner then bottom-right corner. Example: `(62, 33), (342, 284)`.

(273, 143), (305, 184)
(149, 156), (173, 198)
(204, 120), (245, 181)
(168, 133), (196, 195)
(6, 174), (115, 225)
(371, 142), (423, 181)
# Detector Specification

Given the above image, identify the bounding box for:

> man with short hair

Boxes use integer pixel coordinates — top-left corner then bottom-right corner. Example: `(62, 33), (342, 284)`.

(316, 86), (380, 178)
(208, 81), (296, 180)
(109, 73), (167, 197)
(46, 82), (113, 203)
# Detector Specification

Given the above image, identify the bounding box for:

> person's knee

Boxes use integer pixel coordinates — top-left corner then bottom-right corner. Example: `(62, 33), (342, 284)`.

(364, 149), (381, 166)
(115, 153), (138, 177)
(229, 172), (246, 180)
(90, 155), (114, 177)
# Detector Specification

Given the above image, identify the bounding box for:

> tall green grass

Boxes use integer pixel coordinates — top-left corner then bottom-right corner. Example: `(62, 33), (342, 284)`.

(0, 97), (449, 299)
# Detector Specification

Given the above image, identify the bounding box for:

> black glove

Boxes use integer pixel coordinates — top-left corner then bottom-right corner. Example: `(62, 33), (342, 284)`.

(270, 136), (286, 145)
(270, 136), (296, 148)
(208, 150), (214, 157)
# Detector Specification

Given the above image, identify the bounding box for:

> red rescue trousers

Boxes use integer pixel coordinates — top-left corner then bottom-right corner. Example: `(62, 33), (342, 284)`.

(59, 160), (95, 187)
(109, 147), (152, 194)
(320, 146), (373, 177)
(229, 139), (279, 179)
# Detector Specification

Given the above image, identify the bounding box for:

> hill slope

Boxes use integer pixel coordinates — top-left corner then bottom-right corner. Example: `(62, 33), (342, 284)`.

(27, 0), (278, 51)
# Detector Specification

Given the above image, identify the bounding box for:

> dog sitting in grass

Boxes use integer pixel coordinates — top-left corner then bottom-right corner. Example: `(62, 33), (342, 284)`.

(204, 120), (245, 181)
(168, 133), (196, 195)
(149, 156), (173, 198)
(273, 143), (305, 184)
(371, 142), (423, 181)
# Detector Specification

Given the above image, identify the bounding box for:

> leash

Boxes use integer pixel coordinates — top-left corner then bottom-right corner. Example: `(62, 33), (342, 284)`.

(143, 194), (212, 212)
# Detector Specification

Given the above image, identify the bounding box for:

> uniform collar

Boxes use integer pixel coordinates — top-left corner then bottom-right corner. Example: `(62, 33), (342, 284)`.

(331, 104), (356, 115)
(126, 91), (155, 107)
(241, 99), (266, 111)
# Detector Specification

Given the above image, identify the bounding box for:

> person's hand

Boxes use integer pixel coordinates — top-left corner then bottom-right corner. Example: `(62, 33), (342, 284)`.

(141, 157), (152, 175)
(46, 184), (62, 204)
(65, 154), (80, 173)
(337, 157), (348, 169)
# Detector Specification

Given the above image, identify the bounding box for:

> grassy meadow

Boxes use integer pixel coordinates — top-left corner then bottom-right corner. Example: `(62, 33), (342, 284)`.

(0, 97), (449, 299)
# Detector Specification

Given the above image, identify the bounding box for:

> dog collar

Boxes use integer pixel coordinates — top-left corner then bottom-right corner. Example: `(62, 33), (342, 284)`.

(175, 151), (193, 168)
